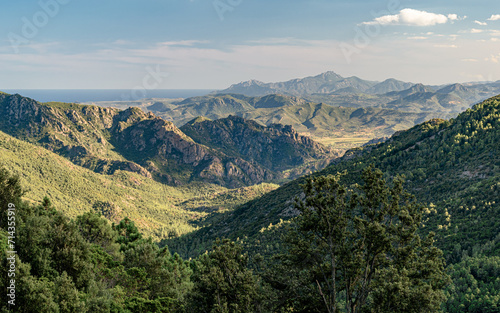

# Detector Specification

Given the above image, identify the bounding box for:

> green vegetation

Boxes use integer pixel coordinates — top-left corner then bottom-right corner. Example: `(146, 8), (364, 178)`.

(188, 239), (259, 313)
(0, 130), (276, 241)
(0, 169), (192, 312)
(444, 256), (500, 312)
(271, 167), (448, 312)
(174, 95), (499, 260)
(1, 89), (499, 312)
(0, 166), (452, 312)
(167, 95), (500, 312)
(1, 93), (335, 187)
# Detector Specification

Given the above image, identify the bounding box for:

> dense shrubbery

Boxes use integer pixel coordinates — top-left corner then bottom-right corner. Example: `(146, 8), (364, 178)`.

(0, 167), (463, 313)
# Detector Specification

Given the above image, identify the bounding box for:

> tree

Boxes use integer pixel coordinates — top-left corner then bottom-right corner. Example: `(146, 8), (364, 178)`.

(113, 217), (142, 251)
(283, 166), (449, 313)
(0, 168), (24, 229)
(76, 211), (121, 260)
(189, 239), (258, 313)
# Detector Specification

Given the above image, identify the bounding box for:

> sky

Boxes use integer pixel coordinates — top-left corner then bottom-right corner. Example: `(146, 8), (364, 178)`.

(0, 0), (499, 89)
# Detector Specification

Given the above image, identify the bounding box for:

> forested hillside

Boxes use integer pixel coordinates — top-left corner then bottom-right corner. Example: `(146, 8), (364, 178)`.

(0, 129), (277, 240)
(168, 95), (500, 264)
(1, 91), (499, 312)
(0, 166), (452, 312)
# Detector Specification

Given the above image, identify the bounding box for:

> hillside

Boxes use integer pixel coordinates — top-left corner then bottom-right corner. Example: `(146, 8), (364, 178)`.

(0, 93), (333, 187)
(0, 129), (278, 240)
(167, 95), (500, 261)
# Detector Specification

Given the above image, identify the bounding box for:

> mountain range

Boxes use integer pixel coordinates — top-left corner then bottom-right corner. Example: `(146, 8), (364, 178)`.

(0, 93), (335, 189)
(216, 71), (500, 105)
(1, 75), (499, 312)
(78, 72), (500, 154)
(145, 93), (446, 149)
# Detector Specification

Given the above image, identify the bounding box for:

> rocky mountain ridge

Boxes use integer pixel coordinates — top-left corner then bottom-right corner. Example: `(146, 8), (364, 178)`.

(0, 93), (335, 187)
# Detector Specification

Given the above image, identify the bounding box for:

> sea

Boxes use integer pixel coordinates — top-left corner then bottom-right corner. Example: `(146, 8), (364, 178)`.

(2, 89), (214, 103)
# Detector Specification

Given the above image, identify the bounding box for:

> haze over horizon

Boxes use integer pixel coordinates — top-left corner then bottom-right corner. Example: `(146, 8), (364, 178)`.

(1, 0), (500, 89)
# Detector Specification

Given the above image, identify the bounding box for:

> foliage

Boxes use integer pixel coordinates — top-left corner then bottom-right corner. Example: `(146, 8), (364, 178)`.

(0, 129), (275, 241)
(444, 256), (500, 313)
(175, 95), (500, 264)
(0, 168), (192, 312)
(276, 166), (448, 313)
(188, 239), (259, 313)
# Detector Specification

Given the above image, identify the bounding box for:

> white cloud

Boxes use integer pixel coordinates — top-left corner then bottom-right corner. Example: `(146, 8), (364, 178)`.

(408, 36), (428, 40)
(434, 44), (458, 48)
(461, 59), (478, 62)
(474, 20), (487, 26)
(464, 28), (486, 34)
(485, 54), (500, 63)
(112, 40), (133, 45)
(487, 14), (500, 21)
(158, 40), (209, 46)
(363, 9), (462, 26)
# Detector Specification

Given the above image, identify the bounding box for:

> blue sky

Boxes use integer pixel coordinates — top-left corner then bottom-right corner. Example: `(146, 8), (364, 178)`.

(1, 0), (499, 89)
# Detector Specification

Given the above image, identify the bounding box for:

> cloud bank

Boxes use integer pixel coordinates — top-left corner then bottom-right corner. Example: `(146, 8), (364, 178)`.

(363, 9), (462, 26)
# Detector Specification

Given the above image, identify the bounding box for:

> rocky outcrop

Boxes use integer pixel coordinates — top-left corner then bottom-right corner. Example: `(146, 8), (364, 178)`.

(180, 115), (338, 174)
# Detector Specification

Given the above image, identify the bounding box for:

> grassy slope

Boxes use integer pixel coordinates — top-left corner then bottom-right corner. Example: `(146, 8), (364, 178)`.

(0, 130), (278, 241)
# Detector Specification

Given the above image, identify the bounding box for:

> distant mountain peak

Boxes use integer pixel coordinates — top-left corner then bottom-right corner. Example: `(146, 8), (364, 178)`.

(185, 116), (213, 126)
(216, 71), (416, 97)
(231, 79), (266, 87)
(316, 71), (343, 80)
(437, 83), (470, 94)
(406, 83), (434, 94)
